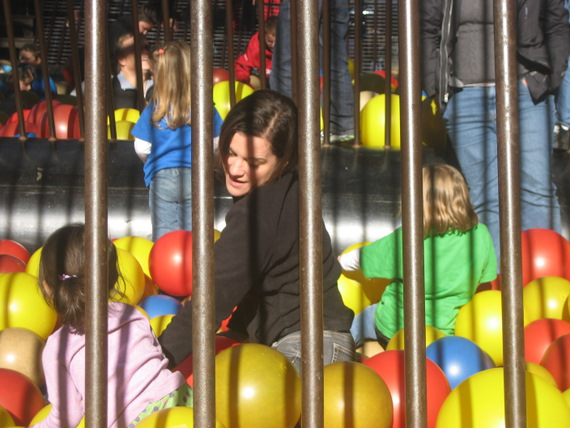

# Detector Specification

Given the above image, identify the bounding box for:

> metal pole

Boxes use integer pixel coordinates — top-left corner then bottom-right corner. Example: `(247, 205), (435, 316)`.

(322, 0), (331, 146)
(493, 0), (526, 426)
(297, 0), (323, 427)
(353, 0), (362, 146)
(384, 0), (392, 149)
(191, 0), (217, 426)
(399, 0), (427, 426)
(84, 0), (109, 426)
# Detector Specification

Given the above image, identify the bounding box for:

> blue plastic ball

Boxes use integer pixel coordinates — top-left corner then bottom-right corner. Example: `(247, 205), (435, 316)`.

(138, 294), (183, 319)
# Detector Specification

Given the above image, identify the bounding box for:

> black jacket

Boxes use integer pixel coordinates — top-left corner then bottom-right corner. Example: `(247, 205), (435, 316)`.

(158, 172), (354, 368)
(421, 0), (570, 109)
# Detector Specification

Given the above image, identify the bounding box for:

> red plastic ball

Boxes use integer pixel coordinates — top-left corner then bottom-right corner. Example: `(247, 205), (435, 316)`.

(28, 100), (61, 126)
(0, 368), (46, 426)
(149, 230), (193, 296)
(212, 67), (230, 85)
(40, 103), (81, 139)
(525, 318), (570, 365)
(0, 120), (39, 137)
(521, 228), (570, 287)
(540, 333), (570, 390)
(0, 254), (27, 273)
(363, 350), (451, 428)
(0, 239), (31, 264)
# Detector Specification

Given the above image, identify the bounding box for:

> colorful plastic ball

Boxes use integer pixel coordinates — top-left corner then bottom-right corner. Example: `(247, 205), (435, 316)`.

(364, 350), (451, 428)
(386, 325), (447, 351)
(149, 314), (174, 337)
(28, 100), (61, 126)
(107, 120), (135, 140)
(0, 404), (15, 427)
(435, 368), (570, 428)
(114, 248), (145, 305)
(359, 90), (379, 111)
(110, 107), (140, 124)
(215, 343), (301, 428)
(521, 228), (570, 287)
(140, 274), (159, 300)
(525, 361), (558, 388)
(212, 67), (230, 84)
(0, 368), (46, 426)
(28, 403), (85, 427)
(0, 240), (31, 264)
(114, 236), (154, 278)
(24, 247), (42, 277)
(149, 230), (193, 297)
(360, 93), (401, 150)
(323, 361), (392, 428)
(0, 327), (45, 388)
(540, 333), (570, 390)
(212, 80), (255, 120)
(139, 294), (183, 319)
(0, 121), (39, 138)
(0, 255), (26, 273)
(0, 272), (57, 340)
(40, 103), (81, 139)
(523, 276), (570, 323)
(563, 388), (570, 408)
(426, 336), (495, 389)
(454, 290), (511, 366)
(175, 335), (239, 388)
(524, 318), (570, 364)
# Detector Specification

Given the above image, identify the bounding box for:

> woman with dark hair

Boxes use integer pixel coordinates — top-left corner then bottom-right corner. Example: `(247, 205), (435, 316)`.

(158, 89), (355, 373)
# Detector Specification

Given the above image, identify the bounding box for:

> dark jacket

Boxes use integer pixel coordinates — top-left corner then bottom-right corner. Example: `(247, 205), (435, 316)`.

(421, 0), (570, 109)
(158, 172), (354, 368)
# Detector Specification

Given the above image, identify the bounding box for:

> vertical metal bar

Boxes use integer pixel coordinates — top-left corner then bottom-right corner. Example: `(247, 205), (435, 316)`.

(83, 0), (108, 426)
(66, 0), (85, 137)
(130, 0), (145, 112)
(34, 0), (56, 140)
(322, 0), (331, 146)
(225, 0), (236, 107)
(353, 0), (362, 146)
(493, 0), (526, 426)
(297, 1), (323, 427)
(256, 0), (267, 89)
(384, 0), (392, 149)
(191, 0), (217, 427)
(399, 0), (427, 427)
(3, 0), (25, 139)
(161, 0), (172, 42)
(290, 0), (298, 103)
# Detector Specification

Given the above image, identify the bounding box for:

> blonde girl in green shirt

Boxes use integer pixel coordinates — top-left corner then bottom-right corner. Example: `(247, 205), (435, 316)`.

(339, 164), (497, 348)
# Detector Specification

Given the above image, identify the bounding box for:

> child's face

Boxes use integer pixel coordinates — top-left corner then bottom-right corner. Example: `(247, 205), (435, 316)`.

(264, 32), (276, 52)
(19, 50), (39, 66)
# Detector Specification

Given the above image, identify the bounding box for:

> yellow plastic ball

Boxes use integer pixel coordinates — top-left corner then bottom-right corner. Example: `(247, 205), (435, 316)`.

(114, 236), (154, 278)
(436, 368), (570, 428)
(323, 361), (393, 428)
(135, 406), (226, 428)
(114, 249), (145, 305)
(215, 343), (301, 428)
(29, 403), (85, 427)
(454, 290), (515, 366)
(386, 325), (447, 351)
(525, 361), (558, 388)
(359, 90), (379, 111)
(107, 120), (135, 140)
(523, 276), (570, 324)
(213, 81), (255, 120)
(0, 272), (57, 340)
(0, 404), (15, 427)
(150, 314), (174, 337)
(360, 93), (401, 150)
(111, 107), (140, 124)
(24, 248), (42, 277)
(563, 388), (570, 408)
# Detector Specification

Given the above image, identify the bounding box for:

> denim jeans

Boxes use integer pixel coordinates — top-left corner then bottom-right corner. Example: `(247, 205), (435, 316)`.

(350, 303), (379, 348)
(270, 0), (355, 134)
(149, 167), (192, 241)
(555, 57), (570, 128)
(271, 330), (356, 375)
(443, 81), (561, 262)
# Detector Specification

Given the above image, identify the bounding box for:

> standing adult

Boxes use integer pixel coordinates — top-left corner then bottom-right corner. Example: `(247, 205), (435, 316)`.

(420, 0), (570, 262)
(158, 90), (355, 374)
(270, 0), (355, 143)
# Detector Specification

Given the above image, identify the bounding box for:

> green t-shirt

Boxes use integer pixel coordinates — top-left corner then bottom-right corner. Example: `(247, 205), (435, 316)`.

(360, 224), (497, 338)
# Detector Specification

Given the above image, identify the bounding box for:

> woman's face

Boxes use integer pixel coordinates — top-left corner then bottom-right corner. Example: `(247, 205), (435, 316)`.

(225, 132), (278, 197)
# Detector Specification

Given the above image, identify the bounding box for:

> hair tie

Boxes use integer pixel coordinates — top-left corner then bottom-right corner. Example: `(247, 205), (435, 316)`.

(59, 274), (77, 281)
(157, 48), (164, 54)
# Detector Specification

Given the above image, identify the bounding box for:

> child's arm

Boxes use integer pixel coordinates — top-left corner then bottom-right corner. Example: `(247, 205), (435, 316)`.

(134, 137), (152, 163)
(338, 247), (362, 271)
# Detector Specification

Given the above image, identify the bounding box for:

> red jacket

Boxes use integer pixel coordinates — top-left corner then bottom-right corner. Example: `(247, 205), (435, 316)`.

(234, 32), (273, 83)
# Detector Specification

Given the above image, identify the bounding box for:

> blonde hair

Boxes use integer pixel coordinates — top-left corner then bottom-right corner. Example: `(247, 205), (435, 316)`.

(422, 164), (478, 237)
(151, 40), (192, 128)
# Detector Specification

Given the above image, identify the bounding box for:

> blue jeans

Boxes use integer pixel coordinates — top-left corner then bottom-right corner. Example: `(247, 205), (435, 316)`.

(443, 82), (561, 261)
(555, 56), (570, 128)
(149, 167), (192, 241)
(350, 303), (379, 348)
(271, 330), (356, 375)
(270, 0), (355, 134)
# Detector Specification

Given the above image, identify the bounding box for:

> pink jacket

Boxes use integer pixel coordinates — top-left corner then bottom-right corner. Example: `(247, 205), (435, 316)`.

(30, 302), (186, 428)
